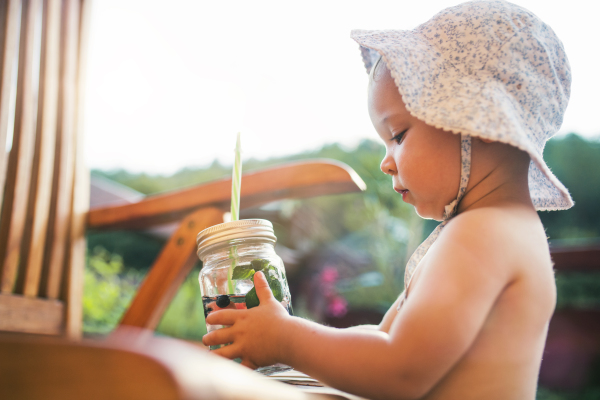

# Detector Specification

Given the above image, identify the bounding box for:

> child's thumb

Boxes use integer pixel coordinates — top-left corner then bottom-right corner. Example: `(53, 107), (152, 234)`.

(253, 271), (274, 302)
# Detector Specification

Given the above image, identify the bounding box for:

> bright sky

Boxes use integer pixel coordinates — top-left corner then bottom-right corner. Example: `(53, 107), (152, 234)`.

(84, 0), (600, 174)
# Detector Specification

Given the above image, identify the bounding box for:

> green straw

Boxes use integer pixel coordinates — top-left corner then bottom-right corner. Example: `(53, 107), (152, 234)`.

(231, 132), (242, 221)
(227, 133), (242, 294)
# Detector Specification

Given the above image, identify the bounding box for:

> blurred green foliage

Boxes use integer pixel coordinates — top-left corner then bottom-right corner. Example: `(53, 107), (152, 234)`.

(540, 134), (600, 240)
(555, 272), (600, 309)
(86, 231), (164, 271)
(83, 247), (145, 334)
(536, 386), (600, 400)
(93, 160), (230, 195)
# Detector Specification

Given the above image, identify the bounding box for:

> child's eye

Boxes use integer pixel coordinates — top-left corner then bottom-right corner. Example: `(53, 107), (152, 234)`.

(391, 129), (407, 144)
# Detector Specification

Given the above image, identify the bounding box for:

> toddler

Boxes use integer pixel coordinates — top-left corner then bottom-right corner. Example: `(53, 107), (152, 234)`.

(203, 1), (572, 399)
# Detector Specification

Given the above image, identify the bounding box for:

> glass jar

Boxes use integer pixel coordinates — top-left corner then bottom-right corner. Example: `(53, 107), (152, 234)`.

(196, 219), (292, 347)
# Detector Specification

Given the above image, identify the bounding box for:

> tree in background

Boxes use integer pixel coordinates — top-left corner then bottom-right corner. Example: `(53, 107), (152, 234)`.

(83, 247), (144, 334)
(540, 134), (600, 241)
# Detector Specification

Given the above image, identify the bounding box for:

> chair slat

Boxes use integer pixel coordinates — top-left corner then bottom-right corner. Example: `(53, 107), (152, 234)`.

(0, 0), (20, 211)
(0, 293), (63, 335)
(42, 0), (79, 299)
(0, 0), (42, 295)
(62, 0), (90, 339)
(20, 0), (61, 298)
(63, 164), (87, 339)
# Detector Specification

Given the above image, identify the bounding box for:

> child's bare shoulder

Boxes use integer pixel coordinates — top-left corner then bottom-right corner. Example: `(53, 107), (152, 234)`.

(429, 205), (552, 284)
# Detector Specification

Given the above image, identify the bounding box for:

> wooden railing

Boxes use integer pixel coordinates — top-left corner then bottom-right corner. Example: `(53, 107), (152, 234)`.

(540, 245), (600, 390)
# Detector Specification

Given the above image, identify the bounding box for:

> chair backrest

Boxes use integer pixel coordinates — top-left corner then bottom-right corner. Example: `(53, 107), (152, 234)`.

(0, 0), (90, 339)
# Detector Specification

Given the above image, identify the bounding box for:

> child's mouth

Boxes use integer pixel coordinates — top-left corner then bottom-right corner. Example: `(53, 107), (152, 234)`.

(394, 188), (409, 200)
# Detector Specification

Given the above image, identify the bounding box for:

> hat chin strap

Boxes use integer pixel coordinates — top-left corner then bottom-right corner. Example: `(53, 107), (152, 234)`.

(443, 134), (471, 220)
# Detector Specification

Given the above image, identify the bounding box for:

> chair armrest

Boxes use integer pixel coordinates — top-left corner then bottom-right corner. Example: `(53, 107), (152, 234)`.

(87, 159), (366, 230)
(0, 328), (324, 400)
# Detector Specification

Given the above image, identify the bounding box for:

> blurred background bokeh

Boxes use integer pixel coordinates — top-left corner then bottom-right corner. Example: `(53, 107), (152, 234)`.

(81, 1), (600, 399)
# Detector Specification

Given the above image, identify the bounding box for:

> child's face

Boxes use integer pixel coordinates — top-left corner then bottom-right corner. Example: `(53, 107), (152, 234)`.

(368, 60), (461, 221)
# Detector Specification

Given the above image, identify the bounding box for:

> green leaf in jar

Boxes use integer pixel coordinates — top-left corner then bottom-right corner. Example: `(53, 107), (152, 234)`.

(245, 287), (259, 309)
(231, 264), (255, 280)
(265, 265), (279, 279)
(268, 278), (284, 302)
(250, 258), (270, 271)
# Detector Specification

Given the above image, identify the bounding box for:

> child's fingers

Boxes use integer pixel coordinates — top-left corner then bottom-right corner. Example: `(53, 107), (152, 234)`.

(205, 309), (239, 326)
(240, 358), (259, 370)
(253, 271), (274, 302)
(202, 327), (235, 347)
(211, 343), (241, 360)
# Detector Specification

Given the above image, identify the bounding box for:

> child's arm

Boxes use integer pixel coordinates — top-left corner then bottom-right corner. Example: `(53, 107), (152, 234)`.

(203, 214), (513, 400)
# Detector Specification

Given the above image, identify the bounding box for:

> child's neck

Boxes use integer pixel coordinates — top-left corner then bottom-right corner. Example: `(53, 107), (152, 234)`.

(457, 148), (533, 215)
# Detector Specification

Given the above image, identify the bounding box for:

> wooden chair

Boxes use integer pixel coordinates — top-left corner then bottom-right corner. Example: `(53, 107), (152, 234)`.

(0, 0), (365, 339)
(0, 1), (365, 398)
(0, 0), (89, 339)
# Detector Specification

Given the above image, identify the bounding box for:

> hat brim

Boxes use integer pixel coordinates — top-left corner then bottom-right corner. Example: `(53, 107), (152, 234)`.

(351, 29), (574, 211)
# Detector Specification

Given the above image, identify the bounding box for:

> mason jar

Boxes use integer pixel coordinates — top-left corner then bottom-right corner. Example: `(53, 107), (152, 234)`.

(196, 219), (292, 349)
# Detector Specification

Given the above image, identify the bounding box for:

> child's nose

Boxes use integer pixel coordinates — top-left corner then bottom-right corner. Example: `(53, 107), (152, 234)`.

(380, 154), (396, 176)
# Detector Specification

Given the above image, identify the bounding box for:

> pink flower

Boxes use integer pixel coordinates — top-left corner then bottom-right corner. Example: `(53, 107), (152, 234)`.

(327, 296), (348, 317)
(320, 266), (339, 284)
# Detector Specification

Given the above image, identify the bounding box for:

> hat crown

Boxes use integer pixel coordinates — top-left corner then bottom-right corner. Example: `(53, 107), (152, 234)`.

(417, 0), (571, 146)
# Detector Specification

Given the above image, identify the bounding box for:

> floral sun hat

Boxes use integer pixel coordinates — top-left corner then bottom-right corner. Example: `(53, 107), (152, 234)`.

(351, 0), (573, 211)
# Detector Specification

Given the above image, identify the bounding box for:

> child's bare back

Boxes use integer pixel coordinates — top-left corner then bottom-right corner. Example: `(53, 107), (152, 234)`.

(379, 206), (556, 399)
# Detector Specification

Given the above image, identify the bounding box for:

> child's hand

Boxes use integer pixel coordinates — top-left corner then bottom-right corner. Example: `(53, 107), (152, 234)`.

(202, 271), (291, 369)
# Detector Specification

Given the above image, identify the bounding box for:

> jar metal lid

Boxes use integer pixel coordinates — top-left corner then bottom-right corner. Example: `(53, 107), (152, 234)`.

(196, 219), (277, 259)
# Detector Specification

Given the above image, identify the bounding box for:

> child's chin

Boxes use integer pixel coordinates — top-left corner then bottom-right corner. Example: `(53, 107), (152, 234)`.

(414, 206), (444, 222)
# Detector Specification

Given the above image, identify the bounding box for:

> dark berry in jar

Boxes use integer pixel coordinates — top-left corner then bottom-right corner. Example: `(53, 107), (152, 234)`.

(216, 295), (231, 308)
